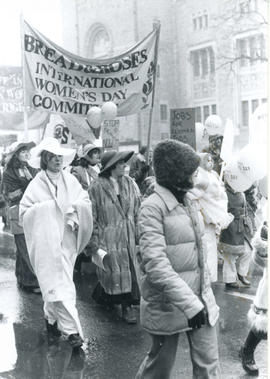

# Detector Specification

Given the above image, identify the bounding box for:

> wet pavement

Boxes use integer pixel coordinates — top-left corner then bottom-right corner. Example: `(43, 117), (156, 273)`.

(0, 229), (267, 379)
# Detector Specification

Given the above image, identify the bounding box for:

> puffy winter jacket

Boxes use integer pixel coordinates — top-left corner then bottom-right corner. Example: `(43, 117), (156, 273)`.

(138, 184), (219, 335)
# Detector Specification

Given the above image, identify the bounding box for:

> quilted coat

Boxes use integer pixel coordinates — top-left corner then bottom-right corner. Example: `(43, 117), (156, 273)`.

(88, 175), (141, 295)
(138, 183), (219, 335)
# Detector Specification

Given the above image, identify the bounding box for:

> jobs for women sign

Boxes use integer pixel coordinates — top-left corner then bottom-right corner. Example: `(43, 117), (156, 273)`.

(23, 21), (159, 117)
(170, 108), (196, 149)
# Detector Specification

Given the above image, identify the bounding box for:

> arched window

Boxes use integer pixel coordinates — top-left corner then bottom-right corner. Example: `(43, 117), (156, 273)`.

(87, 24), (111, 58)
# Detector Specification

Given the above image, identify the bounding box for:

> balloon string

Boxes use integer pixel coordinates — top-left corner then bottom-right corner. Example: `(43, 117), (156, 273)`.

(219, 162), (225, 182)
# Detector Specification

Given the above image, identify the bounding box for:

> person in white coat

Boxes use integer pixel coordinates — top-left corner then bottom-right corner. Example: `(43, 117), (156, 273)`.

(19, 138), (93, 348)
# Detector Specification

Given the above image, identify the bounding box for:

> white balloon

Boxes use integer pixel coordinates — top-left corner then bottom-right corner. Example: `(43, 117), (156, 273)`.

(101, 101), (117, 120)
(249, 103), (267, 146)
(205, 115), (224, 136)
(237, 144), (267, 182)
(224, 157), (253, 192)
(87, 106), (102, 129)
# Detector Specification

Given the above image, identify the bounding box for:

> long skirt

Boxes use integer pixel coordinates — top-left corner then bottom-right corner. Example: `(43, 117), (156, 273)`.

(14, 234), (39, 289)
(92, 252), (140, 306)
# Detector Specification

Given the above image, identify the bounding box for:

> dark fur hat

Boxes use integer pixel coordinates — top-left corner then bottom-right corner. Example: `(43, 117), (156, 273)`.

(153, 139), (200, 187)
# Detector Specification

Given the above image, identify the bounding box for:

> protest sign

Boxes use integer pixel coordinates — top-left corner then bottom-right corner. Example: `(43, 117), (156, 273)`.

(170, 108), (196, 149)
(0, 66), (24, 130)
(0, 66), (23, 113)
(23, 21), (159, 117)
(0, 65), (50, 131)
(102, 120), (120, 150)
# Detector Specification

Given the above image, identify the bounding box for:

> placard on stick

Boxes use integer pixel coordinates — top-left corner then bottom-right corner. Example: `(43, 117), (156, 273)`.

(102, 120), (120, 150)
(170, 108), (196, 149)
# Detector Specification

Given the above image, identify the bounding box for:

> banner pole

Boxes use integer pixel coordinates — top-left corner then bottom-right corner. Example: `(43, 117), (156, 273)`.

(41, 123), (47, 140)
(219, 161), (225, 182)
(20, 13), (29, 141)
(146, 21), (161, 164)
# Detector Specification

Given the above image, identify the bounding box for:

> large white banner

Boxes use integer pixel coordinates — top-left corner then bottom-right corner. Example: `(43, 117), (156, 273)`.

(23, 21), (158, 117)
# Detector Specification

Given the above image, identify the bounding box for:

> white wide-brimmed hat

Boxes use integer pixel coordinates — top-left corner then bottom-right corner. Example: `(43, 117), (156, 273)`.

(77, 143), (101, 163)
(28, 137), (76, 169)
(5, 141), (36, 164)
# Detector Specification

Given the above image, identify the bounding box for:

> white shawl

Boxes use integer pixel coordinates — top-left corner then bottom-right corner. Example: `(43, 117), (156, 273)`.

(19, 170), (93, 302)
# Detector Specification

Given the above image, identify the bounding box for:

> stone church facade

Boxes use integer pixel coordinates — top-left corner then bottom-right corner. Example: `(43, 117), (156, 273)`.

(61, 0), (267, 150)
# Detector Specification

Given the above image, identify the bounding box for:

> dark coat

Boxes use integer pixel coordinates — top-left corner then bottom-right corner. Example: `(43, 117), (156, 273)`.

(3, 164), (38, 234)
(3, 165), (38, 206)
(219, 184), (253, 255)
(129, 154), (154, 190)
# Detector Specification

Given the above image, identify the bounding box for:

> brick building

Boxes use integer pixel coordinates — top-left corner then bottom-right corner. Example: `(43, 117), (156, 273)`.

(61, 0), (267, 150)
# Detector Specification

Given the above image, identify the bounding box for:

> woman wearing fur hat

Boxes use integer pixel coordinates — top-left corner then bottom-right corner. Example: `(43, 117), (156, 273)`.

(87, 150), (141, 324)
(136, 139), (220, 379)
(71, 144), (101, 191)
(2, 141), (40, 293)
(19, 138), (93, 348)
(240, 222), (267, 376)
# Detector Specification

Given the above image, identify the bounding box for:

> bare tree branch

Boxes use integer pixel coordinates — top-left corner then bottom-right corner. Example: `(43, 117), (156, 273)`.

(213, 0), (267, 71)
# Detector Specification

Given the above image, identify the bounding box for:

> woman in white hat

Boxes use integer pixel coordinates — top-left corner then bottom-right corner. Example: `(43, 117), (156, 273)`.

(2, 141), (40, 293)
(71, 144), (101, 191)
(19, 138), (93, 348)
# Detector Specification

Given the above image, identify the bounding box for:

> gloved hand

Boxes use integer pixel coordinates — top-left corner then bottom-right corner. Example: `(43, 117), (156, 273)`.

(188, 309), (206, 329)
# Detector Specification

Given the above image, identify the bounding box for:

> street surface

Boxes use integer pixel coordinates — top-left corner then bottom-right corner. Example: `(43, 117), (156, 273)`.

(0, 228), (267, 379)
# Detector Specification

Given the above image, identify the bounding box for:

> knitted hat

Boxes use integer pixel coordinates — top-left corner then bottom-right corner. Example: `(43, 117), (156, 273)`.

(153, 139), (200, 187)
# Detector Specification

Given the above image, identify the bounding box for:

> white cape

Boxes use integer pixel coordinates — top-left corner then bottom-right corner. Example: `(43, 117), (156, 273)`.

(19, 170), (93, 302)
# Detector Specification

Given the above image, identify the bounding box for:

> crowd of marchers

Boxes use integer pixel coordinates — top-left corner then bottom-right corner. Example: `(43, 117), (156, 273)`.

(0, 135), (267, 378)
